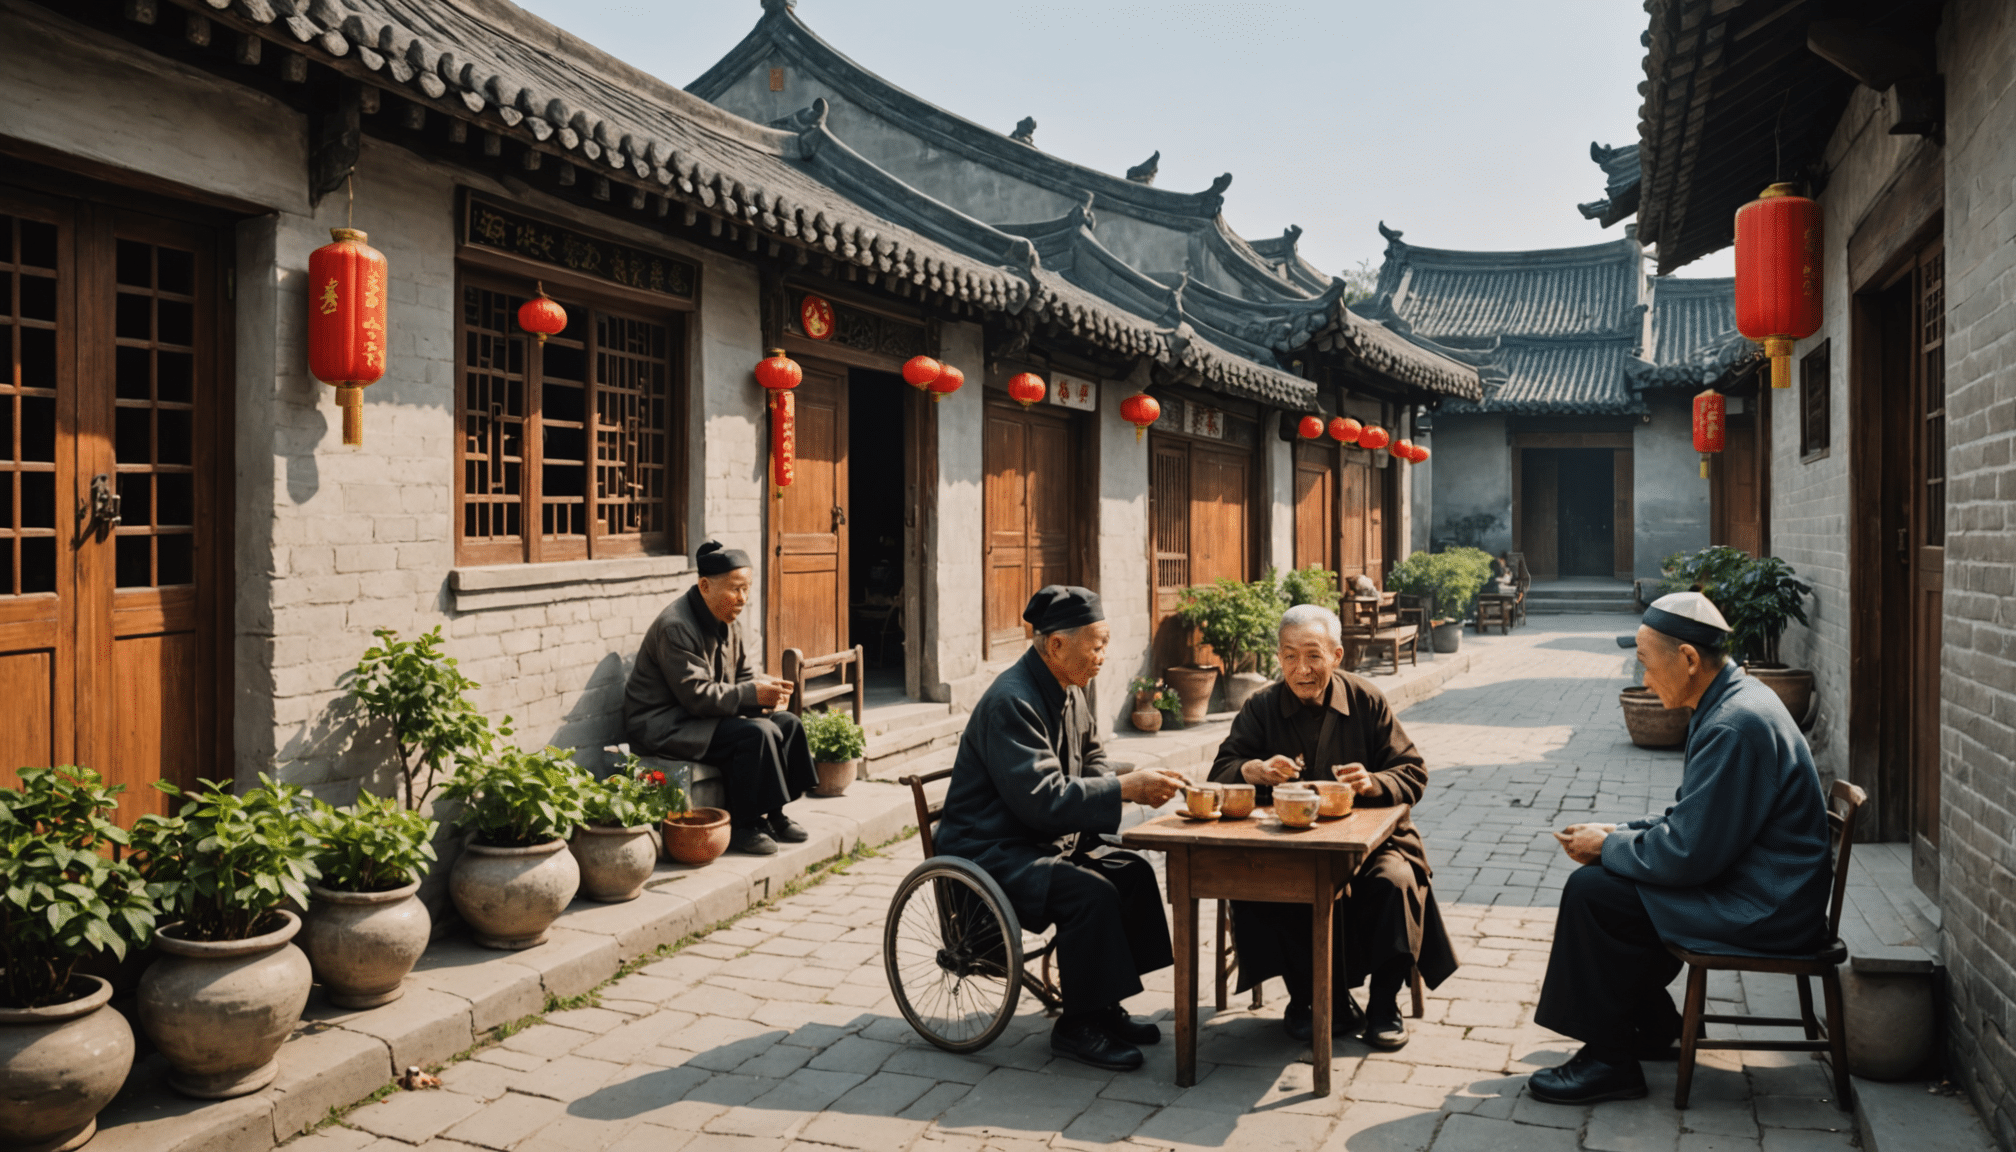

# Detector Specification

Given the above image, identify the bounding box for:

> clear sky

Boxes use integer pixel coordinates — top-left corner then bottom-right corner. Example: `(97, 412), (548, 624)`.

(513, 0), (1736, 281)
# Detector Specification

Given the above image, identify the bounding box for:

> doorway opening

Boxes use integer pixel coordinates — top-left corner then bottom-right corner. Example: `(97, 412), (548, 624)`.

(1554, 449), (1616, 577)
(1517, 443), (1631, 581)
(847, 368), (910, 701)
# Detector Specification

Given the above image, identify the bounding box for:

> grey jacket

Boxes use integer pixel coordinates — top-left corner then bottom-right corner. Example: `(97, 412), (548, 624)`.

(622, 585), (760, 760)
(1602, 662), (1833, 956)
(933, 647), (1121, 928)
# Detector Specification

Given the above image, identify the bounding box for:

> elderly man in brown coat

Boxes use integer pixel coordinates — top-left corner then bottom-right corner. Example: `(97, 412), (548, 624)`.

(1208, 603), (1459, 1049)
(623, 541), (817, 856)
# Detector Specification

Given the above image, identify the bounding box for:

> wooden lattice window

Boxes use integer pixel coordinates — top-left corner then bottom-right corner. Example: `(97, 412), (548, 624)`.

(456, 275), (682, 565)
(1800, 340), (1831, 463)
(1, 213), (59, 597)
(1917, 251), (1945, 546)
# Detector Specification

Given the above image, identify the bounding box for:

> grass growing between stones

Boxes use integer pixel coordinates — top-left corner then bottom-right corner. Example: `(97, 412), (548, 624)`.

(288, 823), (918, 1144)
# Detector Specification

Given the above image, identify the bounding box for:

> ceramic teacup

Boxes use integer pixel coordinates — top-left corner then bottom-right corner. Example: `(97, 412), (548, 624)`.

(1313, 780), (1354, 819)
(1183, 784), (1222, 818)
(1273, 785), (1319, 828)
(1218, 783), (1256, 819)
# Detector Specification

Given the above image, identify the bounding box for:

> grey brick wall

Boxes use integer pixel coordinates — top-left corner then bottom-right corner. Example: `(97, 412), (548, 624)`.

(1935, 4), (2016, 1147)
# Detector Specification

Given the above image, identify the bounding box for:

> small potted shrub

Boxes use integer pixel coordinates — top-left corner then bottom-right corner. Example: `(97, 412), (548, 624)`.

(350, 626), (512, 812)
(1387, 548), (1493, 654)
(131, 775), (321, 1099)
(1128, 676), (1165, 733)
(0, 767), (153, 1151)
(573, 763), (681, 903)
(1719, 556), (1816, 721)
(804, 709), (868, 796)
(300, 791), (438, 1009)
(1173, 576), (1284, 718)
(441, 746), (591, 949)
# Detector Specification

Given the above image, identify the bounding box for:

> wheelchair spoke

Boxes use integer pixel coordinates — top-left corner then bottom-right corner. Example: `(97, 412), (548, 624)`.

(885, 861), (1024, 1052)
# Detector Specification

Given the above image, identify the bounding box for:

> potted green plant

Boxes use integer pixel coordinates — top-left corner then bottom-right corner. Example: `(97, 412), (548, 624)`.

(441, 746), (591, 949)
(1387, 548), (1493, 654)
(1173, 576), (1285, 717)
(1279, 564), (1342, 613)
(1128, 676), (1165, 732)
(130, 775), (320, 1099)
(299, 792), (438, 1009)
(804, 708), (868, 797)
(572, 764), (681, 903)
(1716, 555), (1816, 720)
(0, 766), (153, 1151)
(350, 626), (512, 811)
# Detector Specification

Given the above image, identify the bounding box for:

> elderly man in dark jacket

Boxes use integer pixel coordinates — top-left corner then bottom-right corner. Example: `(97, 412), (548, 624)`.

(1209, 603), (1459, 1050)
(935, 586), (1189, 1072)
(624, 541), (816, 856)
(1528, 592), (1833, 1105)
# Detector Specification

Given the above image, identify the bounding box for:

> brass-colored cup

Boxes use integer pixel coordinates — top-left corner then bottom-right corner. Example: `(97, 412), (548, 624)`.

(1218, 783), (1256, 819)
(1313, 780), (1355, 819)
(1273, 786), (1319, 828)
(1183, 785), (1222, 818)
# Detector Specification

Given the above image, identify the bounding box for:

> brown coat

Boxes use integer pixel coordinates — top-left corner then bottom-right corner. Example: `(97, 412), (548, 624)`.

(1209, 671), (1458, 987)
(622, 585), (760, 760)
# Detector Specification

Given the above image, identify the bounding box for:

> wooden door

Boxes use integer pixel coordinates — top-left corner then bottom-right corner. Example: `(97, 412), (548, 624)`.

(1365, 464), (1387, 582)
(1, 193), (223, 824)
(1612, 448), (1635, 578)
(1293, 443), (1333, 572)
(1908, 245), (1945, 892)
(983, 403), (1077, 655)
(768, 364), (847, 671)
(1520, 451), (1559, 580)
(1149, 435), (1254, 671)
(1714, 418), (1764, 556)
(1191, 445), (1250, 586)
(1338, 458), (1369, 582)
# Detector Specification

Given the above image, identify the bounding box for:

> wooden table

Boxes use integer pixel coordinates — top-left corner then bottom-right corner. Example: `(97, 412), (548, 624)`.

(1121, 804), (1407, 1096)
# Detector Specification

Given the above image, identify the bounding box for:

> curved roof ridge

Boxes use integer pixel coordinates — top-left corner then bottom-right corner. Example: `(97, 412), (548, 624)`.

(1388, 235), (1642, 269)
(690, 5), (1236, 224)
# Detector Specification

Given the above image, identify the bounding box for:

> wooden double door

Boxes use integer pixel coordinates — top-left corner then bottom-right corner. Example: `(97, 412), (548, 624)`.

(984, 402), (1080, 655)
(0, 188), (226, 822)
(1293, 442), (1387, 584)
(1151, 435), (1254, 669)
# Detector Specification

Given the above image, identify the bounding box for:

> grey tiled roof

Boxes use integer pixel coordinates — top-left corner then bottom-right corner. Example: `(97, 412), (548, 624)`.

(1576, 142), (1641, 228)
(1370, 230), (1644, 339)
(1489, 337), (1640, 412)
(1646, 277), (1736, 365)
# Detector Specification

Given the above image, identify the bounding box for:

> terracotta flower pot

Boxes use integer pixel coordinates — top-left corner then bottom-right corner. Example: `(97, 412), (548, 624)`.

(0, 975), (134, 1152)
(301, 879), (430, 1009)
(1745, 664), (1815, 725)
(1164, 665), (1219, 725)
(570, 824), (659, 903)
(450, 838), (580, 950)
(662, 807), (732, 866)
(1620, 686), (1693, 749)
(813, 759), (859, 797)
(1225, 671), (1270, 713)
(137, 910), (313, 1099)
(1130, 708), (1163, 733)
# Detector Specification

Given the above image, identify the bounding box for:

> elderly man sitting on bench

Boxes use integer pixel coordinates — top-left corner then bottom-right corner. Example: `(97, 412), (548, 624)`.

(623, 541), (818, 856)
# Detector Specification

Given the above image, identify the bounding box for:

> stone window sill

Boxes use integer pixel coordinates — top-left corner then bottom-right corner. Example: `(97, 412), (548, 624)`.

(448, 554), (690, 612)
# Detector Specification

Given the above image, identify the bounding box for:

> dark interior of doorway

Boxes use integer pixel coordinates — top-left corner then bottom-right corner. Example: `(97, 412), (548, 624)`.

(1554, 449), (1616, 577)
(848, 368), (907, 694)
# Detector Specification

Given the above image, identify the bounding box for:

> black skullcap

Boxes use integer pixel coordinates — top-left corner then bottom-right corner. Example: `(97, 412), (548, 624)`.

(1023, 585), (1104, 634)
(695, 540), (753, 576)
(1617, 591), (1733, 649)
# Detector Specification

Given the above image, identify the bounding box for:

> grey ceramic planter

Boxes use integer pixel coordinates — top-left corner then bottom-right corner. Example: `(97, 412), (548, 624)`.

(301, 880), (430, 1009)
(137, 910), (312, 1099)
(570, 825), (658, 903)
(451, 837), (580, 948)
(0, 975), (133, 1152)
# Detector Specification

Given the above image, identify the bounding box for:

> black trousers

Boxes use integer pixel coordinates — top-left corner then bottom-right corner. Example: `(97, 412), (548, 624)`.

(1534, 864), (1684, 1056)
(1230, 847), (1420, 1006)
(1043, 850), (1175, 1015)
(702, 712), (819, 833)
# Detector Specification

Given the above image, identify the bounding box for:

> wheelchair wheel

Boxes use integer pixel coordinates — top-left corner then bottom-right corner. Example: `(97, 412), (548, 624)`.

(884, 856), (1024, 1053)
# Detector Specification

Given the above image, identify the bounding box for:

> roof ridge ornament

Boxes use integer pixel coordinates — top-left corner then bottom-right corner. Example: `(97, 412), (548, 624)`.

(1377, 221), (1405, 248)
(1126, 151), (1160, 185)
(760, 0), (795, 14)
(1010, 117), (1037, 146)
(1067, 192), (1096, 231)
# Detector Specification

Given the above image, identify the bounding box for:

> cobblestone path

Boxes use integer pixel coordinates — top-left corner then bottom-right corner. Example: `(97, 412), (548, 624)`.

(299, 615), (1857, 1152)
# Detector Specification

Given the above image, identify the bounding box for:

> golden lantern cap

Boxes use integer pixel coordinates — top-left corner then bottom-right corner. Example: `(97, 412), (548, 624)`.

(329, 227), (369, 243)
(1757, 183), (1801, 200)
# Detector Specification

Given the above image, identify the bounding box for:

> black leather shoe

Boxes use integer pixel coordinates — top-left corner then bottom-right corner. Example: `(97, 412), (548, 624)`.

(1051, 1017), (1144, 1071)
(767, 815), (809, 843)
(1283, 998), (1363, 1042)
(1283, 1002), (1314, 1043)
(731, 829), (778, 856)
(1101, 1006), (1161, 1047)
(1362, 1003), (1409, 1050)
(1527, 1049), (1648, 1105)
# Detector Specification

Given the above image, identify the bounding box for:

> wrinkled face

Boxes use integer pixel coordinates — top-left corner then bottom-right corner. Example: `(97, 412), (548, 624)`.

(697, 568), (753, 623)
(1636, 625), (1698, 709)
(1041, 621), (1110, 688)
(1278, 623), (1344, 702)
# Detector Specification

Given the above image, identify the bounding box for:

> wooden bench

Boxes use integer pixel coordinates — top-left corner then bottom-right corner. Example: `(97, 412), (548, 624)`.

(1341, 594), (1419, 674)
(781, 644), (866, 722)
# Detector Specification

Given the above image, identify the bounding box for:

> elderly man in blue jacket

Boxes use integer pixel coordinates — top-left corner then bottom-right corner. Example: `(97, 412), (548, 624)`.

(1527, 592), (1833, 1105)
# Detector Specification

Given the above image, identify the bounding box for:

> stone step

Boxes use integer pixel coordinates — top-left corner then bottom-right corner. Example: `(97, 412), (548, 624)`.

(1527, 587), (1638, 600)
(858, 698), (955, 738)
(863, 713), (967, 776)
(1525, 599), (1639, 614)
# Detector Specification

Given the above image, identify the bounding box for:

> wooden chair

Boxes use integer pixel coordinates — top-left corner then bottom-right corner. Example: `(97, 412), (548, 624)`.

(782, 645), (866, 722)
(1475, 593), (1515, 634)
(1507, 552), (1533, 626)
(1669, 780), (1867, 1110)
(1340, 594), (1418, 674)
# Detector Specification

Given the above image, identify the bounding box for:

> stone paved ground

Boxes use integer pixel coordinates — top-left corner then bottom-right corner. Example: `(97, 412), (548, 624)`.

(291, 615), (1858, 1152)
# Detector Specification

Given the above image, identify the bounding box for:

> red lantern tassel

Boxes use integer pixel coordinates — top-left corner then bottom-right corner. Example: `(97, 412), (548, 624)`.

(772, 390), (796, 494)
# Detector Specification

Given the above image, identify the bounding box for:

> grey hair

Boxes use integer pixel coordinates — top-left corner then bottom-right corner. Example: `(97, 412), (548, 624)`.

(1279, 604), (1343, 645)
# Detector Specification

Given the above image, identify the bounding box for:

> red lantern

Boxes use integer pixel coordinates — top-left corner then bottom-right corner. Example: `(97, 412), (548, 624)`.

(1007, 372), (1047, 409)
(1358, 425), (1390, 451)
(1693, 388), (1726, 478)
(902, 355), (943, 389)
(927, 362), (964, 403)
(1328, 416), (1361, 445)
(754, 348), (803, 395)
(1412, 444), (1431, 464)
(307, 227), (388, 447)
(1735, 183), (1823, 390)
(1120, 392), (1161, 442)
(1391, 438), (1413, 461)
(773, 389), (796, 492)
(516, 283), (567, 345)
(1296, 415), (1324, 440)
